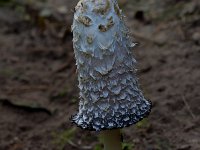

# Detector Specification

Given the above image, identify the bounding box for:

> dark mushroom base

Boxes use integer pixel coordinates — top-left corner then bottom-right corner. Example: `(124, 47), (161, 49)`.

(71, 100), (152, 131)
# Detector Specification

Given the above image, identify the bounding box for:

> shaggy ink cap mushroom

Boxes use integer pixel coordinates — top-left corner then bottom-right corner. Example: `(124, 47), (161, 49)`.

(71, 0), (152, 131)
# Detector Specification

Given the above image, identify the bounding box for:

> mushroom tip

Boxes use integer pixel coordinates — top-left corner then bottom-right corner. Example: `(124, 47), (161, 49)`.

(70, 99), (152, 131)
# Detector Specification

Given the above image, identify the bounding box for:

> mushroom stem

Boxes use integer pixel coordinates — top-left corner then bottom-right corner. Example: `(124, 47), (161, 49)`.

(100, 129), (122, 150)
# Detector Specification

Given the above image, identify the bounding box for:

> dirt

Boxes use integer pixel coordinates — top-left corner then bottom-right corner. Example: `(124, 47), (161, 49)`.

(0, 0), (200, 150)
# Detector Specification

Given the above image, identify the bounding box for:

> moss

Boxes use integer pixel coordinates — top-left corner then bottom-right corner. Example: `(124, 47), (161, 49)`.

(122, 142), (134, 150)
(136, 118), (149, 129)
(52, 128), (77, 150)
(0, 0), (12, 6)
(58, 84), (73, 98)
(94, 144), (103, 150)
(0, 68), (18, 78)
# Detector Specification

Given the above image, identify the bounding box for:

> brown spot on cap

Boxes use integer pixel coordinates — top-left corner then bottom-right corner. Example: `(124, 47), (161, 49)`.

(99, 24), (107, 32)
(78, 16), (92, 27)
(75, 0), (88, 13)
(93, 0), (110, 15)
(87, 35), (94, 44)
(98, 16), (115, 32)
(107, 16), (114, 29)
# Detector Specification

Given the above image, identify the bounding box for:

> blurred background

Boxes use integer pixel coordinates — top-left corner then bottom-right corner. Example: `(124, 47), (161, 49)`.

(0, 0), (200, 150)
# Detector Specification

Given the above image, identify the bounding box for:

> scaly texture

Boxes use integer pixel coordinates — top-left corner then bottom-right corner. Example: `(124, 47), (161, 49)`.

(71, 0), (151, 131)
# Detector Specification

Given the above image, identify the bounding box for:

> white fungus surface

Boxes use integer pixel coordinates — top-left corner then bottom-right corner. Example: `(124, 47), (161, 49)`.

(71, 0), (151, 131)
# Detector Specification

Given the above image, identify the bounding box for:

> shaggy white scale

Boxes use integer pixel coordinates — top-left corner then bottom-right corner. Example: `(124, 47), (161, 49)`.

(71, 0), (151, 131)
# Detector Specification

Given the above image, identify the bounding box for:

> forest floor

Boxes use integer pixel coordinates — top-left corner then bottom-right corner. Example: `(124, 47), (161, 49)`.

(0, 0), (200, 150)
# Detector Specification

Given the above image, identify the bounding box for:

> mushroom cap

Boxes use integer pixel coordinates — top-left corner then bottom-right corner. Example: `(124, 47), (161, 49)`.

(71, 0), (151, 131)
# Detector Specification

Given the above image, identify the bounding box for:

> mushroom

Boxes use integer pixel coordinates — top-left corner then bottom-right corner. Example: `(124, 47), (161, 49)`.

(71, 0), (151, 149)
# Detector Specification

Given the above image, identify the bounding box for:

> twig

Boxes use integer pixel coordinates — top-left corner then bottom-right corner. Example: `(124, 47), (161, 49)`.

(0, 98), (53, 115)
(182, 96), (196, 120)
(6, 85), (49, 94)
(67, 140), (94, 150)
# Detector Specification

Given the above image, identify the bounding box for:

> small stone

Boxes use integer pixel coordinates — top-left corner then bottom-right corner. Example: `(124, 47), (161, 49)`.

(177, 145), (191, 150)
(192, 32), (200, 44)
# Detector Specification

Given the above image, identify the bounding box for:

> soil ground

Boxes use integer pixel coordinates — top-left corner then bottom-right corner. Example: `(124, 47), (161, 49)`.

(0, 0), (200, 150)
